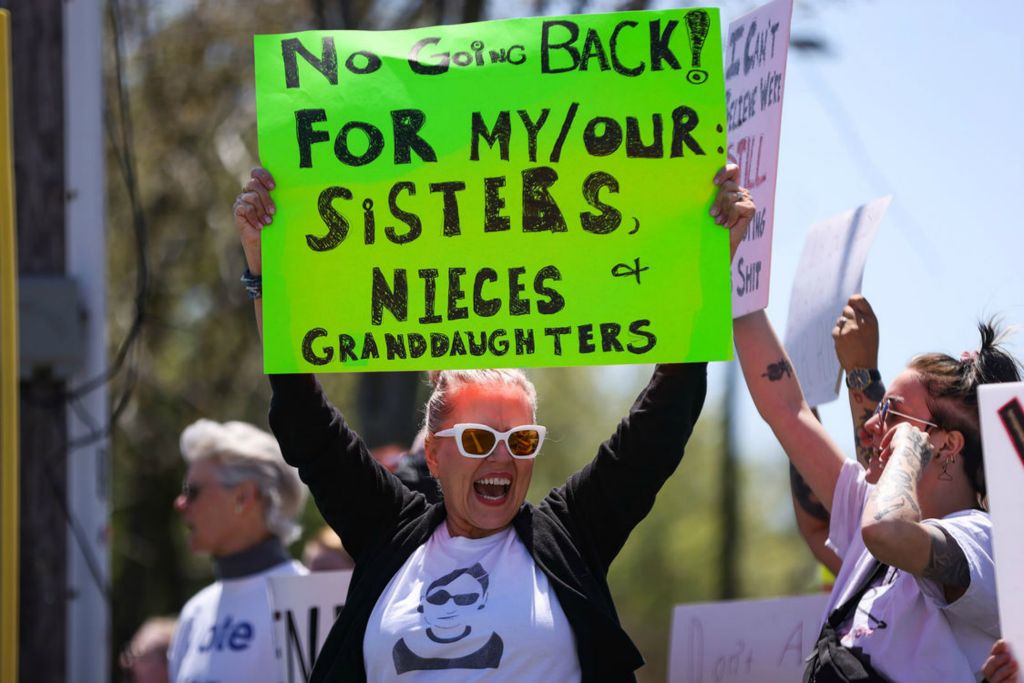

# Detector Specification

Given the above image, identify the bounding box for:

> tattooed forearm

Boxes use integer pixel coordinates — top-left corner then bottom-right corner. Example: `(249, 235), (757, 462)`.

(902, 429), (934, 470)
(885, 468), (917, 497)
(854, 408), (876, 468)
(872, 500), (906, 521)
(921, 522), (971, 589)
(869, 454), (922, 522)
(855, 445), (873, 469)
(762, 358), (793, 381)
(790, 462), (829, 521)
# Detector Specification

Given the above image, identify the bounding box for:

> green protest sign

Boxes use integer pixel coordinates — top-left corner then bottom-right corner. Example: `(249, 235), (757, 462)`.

(255, 9), (731, 373)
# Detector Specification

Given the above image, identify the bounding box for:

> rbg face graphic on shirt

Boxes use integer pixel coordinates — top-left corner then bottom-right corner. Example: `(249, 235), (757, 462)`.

(393, 563), (504, 673)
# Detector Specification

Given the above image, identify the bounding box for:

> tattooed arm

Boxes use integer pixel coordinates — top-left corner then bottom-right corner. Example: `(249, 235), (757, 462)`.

(788, 407), (841, 573)
(861, 423), (971, 601)
(734, 311), (846, 511)
(850, 402), (880, 470)
(790, 462), (841, 574)
(832, 295), (884, 469)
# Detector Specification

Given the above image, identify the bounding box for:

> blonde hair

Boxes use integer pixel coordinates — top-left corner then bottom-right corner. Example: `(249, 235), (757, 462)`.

(180, 419), (307, 543)
(423, 369), (537, 434)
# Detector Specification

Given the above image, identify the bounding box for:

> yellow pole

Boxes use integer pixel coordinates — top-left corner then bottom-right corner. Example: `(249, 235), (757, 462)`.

(0, 9), (19, 683)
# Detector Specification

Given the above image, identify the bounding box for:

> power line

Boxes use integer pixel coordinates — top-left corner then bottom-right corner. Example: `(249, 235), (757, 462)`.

(27, 0), (153, 609)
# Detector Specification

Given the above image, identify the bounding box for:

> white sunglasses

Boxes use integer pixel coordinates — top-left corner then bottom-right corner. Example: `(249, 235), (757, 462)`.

(433, 423), (547, 459)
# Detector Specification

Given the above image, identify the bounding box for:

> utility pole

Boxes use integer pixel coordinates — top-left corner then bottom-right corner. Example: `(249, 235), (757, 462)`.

(4, 1), (109, 681)
(64, 1), (109, 681)
(719, 360), (740, 599)
(8, 1), (69, 681)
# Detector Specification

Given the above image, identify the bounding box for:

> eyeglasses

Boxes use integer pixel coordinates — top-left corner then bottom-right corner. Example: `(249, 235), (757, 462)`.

(433, 423), (546, 459)
(425, 589), (481, 606)
(874, 398), (939, 430)
(180, 480), (226, 503)
(180, 481), (204, 503)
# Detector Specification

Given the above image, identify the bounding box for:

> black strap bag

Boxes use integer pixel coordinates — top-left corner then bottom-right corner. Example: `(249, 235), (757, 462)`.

(803, 562), (893, 683)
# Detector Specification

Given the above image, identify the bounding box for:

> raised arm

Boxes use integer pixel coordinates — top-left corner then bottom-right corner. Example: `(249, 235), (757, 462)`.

(559, 362), (708, 569)
(233, 166), (277, 338)
(788, 408), (840, 574)
(791, 295), (884, 572)
(860, 422), (972, 602)
(733, 311), (846, 511)
(832, 295), (885, 471)
(232, 167), (421, 559)
(556, 165), (752, 569)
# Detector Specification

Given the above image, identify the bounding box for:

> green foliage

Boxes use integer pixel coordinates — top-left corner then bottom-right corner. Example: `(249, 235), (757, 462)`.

(106, 0), (324, 659)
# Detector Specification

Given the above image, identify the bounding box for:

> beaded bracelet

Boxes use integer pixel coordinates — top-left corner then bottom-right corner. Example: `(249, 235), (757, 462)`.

(240, 268), (262, 300)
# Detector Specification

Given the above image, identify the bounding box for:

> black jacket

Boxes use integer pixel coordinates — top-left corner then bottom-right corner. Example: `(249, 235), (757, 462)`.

(268, 363), (707, 682)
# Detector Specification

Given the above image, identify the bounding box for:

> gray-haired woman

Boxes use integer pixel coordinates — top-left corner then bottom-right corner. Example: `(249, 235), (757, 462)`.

(168, 419), (308, 683)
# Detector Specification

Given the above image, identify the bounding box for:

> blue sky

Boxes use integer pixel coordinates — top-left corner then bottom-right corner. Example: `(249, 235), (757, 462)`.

(716, 0), (1024, 460)
(573, 0), (1024, 462)
(492, 0), (1024, 460)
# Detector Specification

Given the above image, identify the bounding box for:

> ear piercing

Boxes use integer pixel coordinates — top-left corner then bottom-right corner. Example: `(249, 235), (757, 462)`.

(939, 456), (954, 482)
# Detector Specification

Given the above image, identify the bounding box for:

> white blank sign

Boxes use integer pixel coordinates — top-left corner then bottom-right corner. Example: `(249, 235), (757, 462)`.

(267, 570), (352, 683)
(783, 196), (891, 407)
(668, 593), (828, 683)
(979, 382), (1024, 654)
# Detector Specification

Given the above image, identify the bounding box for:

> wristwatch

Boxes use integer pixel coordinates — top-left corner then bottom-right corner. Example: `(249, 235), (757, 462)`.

(846, 368), (885, 402)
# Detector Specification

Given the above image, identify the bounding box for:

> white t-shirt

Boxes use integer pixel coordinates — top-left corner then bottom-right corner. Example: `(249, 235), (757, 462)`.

(169, 560), (307, 683)
(364, 524), (581, 682)
(825, 459), (999, 682)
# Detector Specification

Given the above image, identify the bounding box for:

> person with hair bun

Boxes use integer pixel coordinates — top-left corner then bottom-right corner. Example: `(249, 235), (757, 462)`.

(232, 164), (754, 681)
(734, 301), (1022, 681)
(168, 419), (308, 683)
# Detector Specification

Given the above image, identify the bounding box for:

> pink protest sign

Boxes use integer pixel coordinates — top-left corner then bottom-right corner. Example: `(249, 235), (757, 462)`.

(725, 0), (793, 317)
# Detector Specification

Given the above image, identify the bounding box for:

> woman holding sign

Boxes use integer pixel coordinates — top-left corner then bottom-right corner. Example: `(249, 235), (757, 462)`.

(733, 294), (1021, 679)
(232, 164), (753, 681)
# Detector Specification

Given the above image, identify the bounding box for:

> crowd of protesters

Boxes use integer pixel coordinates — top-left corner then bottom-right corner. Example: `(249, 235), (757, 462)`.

(114, 154), (1024, 682)
(107, 18), (1023, 675)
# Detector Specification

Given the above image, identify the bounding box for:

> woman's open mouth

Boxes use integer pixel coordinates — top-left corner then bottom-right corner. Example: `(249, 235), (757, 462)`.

(473, 476), (511, 505)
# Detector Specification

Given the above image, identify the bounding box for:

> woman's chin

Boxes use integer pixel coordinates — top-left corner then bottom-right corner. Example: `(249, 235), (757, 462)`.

(187, 533), (210, 555)
(461, 499), (520, 537)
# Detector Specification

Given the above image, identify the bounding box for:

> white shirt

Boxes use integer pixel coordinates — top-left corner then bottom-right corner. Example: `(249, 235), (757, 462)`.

(364, 524), (581, 682)
(169, 560), (307, 683)
(825, 459), (999, 682)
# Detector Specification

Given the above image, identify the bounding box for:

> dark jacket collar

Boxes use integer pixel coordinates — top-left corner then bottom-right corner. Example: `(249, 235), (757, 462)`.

(213, 536), (291, 580)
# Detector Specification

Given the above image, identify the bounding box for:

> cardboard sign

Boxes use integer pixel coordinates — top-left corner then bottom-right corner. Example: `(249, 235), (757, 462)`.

(254, 10), (732, 373)
(668, 593), (829, 683)
(726, 0), (793, 317)
(979, 383), (1024, 653)
(783, 196), (891, 407)
(267, 570), (351, 683)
